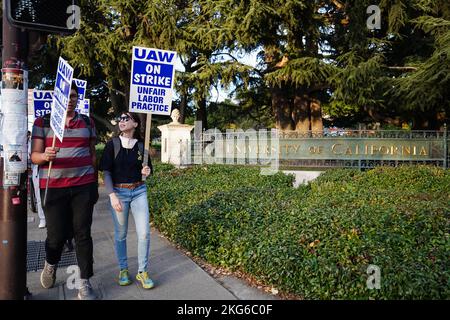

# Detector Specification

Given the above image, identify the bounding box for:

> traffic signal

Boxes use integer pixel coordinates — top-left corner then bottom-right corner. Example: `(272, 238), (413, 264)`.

(6, 0), (79, 34)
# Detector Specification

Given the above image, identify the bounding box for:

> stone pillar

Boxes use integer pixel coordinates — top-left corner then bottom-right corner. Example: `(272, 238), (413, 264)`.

(158, 110), (194, 167)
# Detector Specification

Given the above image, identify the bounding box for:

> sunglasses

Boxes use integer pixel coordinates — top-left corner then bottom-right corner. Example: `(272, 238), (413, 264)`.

(118, 115), (133, 122)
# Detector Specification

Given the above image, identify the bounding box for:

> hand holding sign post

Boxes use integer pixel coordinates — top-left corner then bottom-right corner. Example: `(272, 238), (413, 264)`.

(129, 46), (177, 180)
(44, 57), (74, 205)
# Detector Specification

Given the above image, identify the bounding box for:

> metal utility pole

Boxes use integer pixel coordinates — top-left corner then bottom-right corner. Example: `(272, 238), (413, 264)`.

(0, 0), (79, 300)
(0, 7), (29, 299)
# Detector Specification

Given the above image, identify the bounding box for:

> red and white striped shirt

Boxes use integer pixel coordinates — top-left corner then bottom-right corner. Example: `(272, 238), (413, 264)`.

(31, 113), (97, 188)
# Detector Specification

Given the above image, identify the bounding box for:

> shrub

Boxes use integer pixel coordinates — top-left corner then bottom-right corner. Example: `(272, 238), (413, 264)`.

(148, 165), (449, 299)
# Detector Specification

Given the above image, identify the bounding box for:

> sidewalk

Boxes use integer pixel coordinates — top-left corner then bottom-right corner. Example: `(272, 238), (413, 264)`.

(26, 186), (279, 300)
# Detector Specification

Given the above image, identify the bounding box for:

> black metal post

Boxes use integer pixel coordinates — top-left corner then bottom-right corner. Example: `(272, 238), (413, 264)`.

(0, 5), (29, 300)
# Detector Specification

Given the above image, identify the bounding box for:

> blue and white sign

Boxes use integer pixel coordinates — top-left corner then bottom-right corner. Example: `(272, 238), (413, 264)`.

(129, 46), (177, 115)
(50, 57), (74, 142)
(73, 78), (87, 113)
(78, 98), (90, 116)
(33, 90), (53, 118)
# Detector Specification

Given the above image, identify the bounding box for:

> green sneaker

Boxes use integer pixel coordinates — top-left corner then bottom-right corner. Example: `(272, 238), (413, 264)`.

(118, 269), (132, 286)
(136, 271), (154, 289)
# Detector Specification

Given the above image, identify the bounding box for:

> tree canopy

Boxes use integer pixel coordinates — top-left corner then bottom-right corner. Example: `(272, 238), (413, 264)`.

(24, 0), (450, 135)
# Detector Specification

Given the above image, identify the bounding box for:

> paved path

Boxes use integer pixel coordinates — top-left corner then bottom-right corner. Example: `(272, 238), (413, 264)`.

(26, 186), (279, 300)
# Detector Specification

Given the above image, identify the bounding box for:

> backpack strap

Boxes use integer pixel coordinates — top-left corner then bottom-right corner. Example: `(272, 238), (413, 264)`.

(112, 137), (121, 160)
(79, 114), (92, 138)
(112, 138), (144, 160)
(79, 113), (91, 128)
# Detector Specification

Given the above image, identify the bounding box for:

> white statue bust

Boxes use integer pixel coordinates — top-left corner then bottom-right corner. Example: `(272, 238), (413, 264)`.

(170, 109), (181, 124)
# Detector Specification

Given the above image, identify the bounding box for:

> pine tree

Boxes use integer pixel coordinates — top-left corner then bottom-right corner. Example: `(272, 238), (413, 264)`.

(48, 0), (449, 132)
(57, 0), (254, 130)
(211, 0), (337, 132)
(327, 0), (450, 129)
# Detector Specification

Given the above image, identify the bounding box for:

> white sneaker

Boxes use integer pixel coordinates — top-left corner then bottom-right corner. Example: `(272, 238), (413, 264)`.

(78, 279), (98, 300)
(38, 220), (46, 229)
(40, 261), (56, 289)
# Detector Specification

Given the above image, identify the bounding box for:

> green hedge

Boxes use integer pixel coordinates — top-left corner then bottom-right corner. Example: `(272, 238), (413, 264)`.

(147, 165), (449, 299)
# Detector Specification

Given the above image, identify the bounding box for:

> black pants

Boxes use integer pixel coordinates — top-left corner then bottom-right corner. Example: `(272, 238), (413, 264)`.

(41, 183), (97, 279)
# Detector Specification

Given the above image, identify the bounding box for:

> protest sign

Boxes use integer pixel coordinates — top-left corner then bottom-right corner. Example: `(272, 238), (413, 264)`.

(129, 46), (177, 115)
(73, 78), (87, 114)
(50, 57), (74, 142)
(33, 90), (53, 118)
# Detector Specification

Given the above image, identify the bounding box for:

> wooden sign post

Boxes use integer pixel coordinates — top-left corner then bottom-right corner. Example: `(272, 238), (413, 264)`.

(142, 114), (152, 181)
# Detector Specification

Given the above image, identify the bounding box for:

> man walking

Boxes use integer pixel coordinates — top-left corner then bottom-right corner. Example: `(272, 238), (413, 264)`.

(31, 83), (98, 300)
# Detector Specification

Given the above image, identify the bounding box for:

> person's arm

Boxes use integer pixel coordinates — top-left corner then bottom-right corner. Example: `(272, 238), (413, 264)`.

(31, 131), (58, 165)
(99, 140), (122, 211)
(105, 170), (123, 212)
(103, 170), (114, 195)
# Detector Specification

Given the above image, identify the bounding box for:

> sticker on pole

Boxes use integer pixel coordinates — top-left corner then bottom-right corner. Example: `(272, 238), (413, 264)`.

(129, 46), (177, 115)
(50, 57), (74, 142)
(3, 171), (20, 186)
(73, 78), (87, 114)
(33, 90), (53, 118)
(1, 68), (29, 173)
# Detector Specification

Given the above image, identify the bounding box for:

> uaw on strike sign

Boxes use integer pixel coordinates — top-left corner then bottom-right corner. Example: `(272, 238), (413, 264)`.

(51, 57), (74, 142)
(129, 47), (177, 115)
(33, 90), (53, 118)
(73, 78), (88, 115)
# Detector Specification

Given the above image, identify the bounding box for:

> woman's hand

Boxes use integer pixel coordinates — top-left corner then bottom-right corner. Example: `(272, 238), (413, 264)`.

(109, 193), (123, 212)
(141, 165), (151, 178)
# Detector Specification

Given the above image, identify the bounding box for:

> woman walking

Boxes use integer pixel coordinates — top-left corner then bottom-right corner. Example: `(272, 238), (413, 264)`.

(99, 112), (154, 288)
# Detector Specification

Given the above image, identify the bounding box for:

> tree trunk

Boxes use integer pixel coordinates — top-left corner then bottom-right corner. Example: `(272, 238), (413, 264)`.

(292, 92), (311, 132)
(413, 110), (440, 130)
(124, 77), (131, 109)
(412, 112), (429, 130)
(427, 110), (439, 130)
(271, 87), (293, 130)
(90, 113), (115, 133)
(196, 98), (208, 130)
(179, 91), (187, 124)
(310, 97), (323, 135)
(138, 113), (147, 142)
(304, 34), (323, 136)
(109, 78), (127, 114)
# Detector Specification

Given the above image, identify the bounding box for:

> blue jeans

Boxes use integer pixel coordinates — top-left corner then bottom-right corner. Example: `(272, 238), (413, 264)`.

(109, 184), (150, 273)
